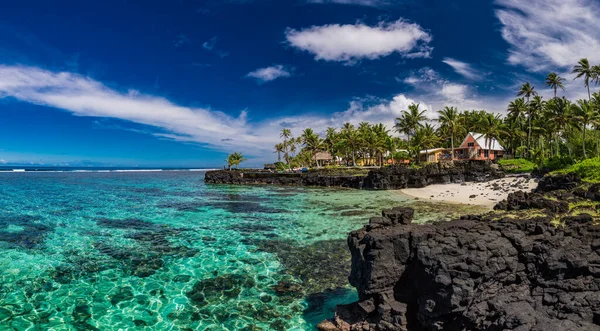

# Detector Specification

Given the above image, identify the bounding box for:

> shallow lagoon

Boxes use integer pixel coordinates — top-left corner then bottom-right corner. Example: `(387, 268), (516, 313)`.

(0, 171), (484, 330)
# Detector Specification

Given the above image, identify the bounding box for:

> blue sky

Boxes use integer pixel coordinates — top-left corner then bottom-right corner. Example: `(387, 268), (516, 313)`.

(0, 0), (598, 167)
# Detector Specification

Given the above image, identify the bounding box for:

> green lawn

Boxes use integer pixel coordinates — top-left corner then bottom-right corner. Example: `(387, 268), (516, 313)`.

(498, 158), (536, 174)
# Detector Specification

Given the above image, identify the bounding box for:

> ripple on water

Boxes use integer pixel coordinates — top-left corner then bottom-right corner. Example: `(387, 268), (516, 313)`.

(0, 172), (481, 330)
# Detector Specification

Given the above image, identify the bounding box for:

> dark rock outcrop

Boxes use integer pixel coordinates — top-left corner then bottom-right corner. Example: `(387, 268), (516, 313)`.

(320, 181), (600, 330)
(204, 160), (504, 190)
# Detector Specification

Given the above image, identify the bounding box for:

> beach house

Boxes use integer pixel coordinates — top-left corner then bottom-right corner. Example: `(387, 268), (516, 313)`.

(419, 132), (505, 162)
(455, 132), (504, 160)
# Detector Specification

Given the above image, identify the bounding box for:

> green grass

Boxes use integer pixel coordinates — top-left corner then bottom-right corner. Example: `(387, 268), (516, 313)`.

(554, 156), (600, 182)
(498, 158), (536, 173)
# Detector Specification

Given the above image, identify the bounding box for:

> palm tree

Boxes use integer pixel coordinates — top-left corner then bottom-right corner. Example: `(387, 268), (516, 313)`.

(478, 113), (506, 160)
(573, 99), (599, 159)
(395, 103), (427, 151)
(301, 128), (324, 167)
(572, 58), (594, 100)
(545, 97), (575, 159)
(528, 96), (545, 154)
(371, 123), (390, 166)
(274, 143), (284, 162)
(280, 128), (292, 168)
(517, 82), (536, 103)
(339, 123), (358, 166)
(413, 123), (439, 163)
(226, 152), (247, 170)
(325, 127), (338, 165)
(437, 106), (461, 160)
(545, 72), (565, 99)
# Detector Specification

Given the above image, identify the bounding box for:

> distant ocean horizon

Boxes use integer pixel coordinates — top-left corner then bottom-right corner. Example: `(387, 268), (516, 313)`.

(0, 166), (219, 173)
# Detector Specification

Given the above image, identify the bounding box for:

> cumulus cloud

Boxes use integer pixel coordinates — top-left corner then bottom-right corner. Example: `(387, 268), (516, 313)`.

(246, 65), (292, 82)
(495, 0), (600, 71)
(285, 19), (432, 64)
(442, 58), (481, 80)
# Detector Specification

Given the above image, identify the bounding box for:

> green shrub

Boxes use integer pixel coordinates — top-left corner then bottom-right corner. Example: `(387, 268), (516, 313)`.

(274, 162), (287, 171)
(560, 157), (600, 182)
(539, 156), (573, 172)
(498, 158), (536, 173)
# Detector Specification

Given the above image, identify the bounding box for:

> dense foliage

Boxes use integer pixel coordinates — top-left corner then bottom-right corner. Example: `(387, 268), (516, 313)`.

(226, 152), (247, 170)
(557, 157), (600, 182)
(264, 58), (600, 170)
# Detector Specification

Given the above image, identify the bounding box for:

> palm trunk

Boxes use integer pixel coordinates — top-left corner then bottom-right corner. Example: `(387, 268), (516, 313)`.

(588, 84), (591, 101)
(565, 128), (573, 162)
(528, 114), (532, 158)
(451, 134), (455, 161)
(583, 125), (587, 159)
(555, 133), (560, 157)
(596, 133), (599, 157)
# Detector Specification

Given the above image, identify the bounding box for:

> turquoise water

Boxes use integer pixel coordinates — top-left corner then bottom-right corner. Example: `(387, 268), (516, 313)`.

(0, 171), (477, 330)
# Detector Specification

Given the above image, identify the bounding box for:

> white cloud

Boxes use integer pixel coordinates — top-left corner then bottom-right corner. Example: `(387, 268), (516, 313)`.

(440, 83), (468, 103)
(401, 67), (508, 114)
(495, 0), (600, 71)
(246, 65), (292, 82)
(0, 65), (511, 162)
(285, 19), (432, 64)
(0, 65), (273, 154)
(307, 0), (394, 6)
(442, 58), (480, 80)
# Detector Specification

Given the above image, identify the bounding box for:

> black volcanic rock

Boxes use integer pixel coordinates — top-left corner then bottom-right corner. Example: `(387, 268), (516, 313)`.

(319, 212), (600, 331)
(204, 160), (504, 190)
(535, 173), (581, 192)
(320, 172), (600, 331)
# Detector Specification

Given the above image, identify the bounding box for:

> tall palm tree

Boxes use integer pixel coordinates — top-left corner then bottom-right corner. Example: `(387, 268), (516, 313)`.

(572, 58), (593, 100)
(507, 98), (527, 152)
(274, 143), (284, 162)
(371, 123), (390, 166)
(301, 128), (323, 167)
(573, 99), (599, 159)
(413, 123), (439, 163)
(395, 103), (427, 150)
(545, 72), (565, 99)
(325, 127), (338, 164)
(280, 128), (292, 167)
(340, 123), (358, 166)
(517, 82), (536, 103)
(545, 97), (575, 159)
(437, 106), (461, 159)
(527, 96), (545, 156)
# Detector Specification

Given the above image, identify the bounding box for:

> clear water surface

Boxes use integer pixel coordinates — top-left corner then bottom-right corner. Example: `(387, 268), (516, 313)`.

(0, 171), (483, 330)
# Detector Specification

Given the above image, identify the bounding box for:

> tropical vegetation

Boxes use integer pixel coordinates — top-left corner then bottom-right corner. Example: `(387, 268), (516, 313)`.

(262, 58), (600, 171)
(226, 152), (247, 170)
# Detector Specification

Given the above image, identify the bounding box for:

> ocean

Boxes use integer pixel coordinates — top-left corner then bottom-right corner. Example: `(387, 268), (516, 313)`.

(0, 170), (476, 330)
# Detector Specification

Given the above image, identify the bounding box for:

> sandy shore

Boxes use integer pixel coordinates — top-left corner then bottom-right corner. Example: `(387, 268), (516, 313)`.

(396, 175), (538, 208)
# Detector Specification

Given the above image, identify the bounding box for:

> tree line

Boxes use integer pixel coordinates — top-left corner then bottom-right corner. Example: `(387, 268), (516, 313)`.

(232, 58), (600, 169)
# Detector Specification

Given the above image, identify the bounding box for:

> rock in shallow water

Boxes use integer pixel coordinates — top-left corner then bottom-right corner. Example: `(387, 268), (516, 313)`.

(322, 176), (600, 330)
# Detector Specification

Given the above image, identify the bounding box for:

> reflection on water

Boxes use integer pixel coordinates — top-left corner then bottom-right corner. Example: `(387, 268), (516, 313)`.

(0, 171), (483, 330)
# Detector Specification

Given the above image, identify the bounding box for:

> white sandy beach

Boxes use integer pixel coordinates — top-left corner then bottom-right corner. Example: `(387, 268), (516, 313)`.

(396, 175), (538, 208)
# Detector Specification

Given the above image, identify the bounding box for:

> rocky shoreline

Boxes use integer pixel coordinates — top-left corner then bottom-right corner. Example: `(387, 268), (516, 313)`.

(204, 160), (505, 190)
(319, 174), (600, 331)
